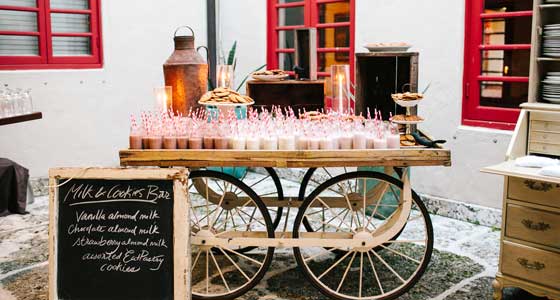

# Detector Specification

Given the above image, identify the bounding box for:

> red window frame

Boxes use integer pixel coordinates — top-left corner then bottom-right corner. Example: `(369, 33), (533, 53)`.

(0, 0), (103, 70)
(266, 0), (355, 80)
(462, 0), (532, 130)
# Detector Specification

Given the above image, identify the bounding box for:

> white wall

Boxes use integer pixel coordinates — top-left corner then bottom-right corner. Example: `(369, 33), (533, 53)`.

(0, 1), (207, 178)
(217, 0), (267, 93)
(355, 0), (511, 208)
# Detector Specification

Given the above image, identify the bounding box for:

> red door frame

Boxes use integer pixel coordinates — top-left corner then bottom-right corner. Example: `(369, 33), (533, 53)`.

(0, 0), (103, 70)
(462, 0), (532, 130)
(267, 0), (355, 81)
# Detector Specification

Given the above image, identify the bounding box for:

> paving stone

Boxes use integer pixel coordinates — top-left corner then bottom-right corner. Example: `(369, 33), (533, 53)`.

(430, 214), (484, 249)
(456, 228), (501, 269)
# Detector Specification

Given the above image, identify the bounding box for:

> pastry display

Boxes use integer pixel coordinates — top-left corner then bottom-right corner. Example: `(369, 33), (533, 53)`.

(391, 115), (424, 122)
(252, 69), (290, 81)
(391, 92), (424, 101)
(199, 88), (254, 105)
(253, 69), (287, 76)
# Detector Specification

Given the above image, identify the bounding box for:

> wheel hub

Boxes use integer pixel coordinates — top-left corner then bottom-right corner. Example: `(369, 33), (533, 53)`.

(347, 192), (363, 211)
(353, 230), (375, 252)
(196, 229), (216, 250)
(221, 191), (239, 210)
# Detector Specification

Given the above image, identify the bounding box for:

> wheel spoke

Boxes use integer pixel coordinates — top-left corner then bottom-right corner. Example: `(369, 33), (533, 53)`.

(205, 178), (210, 227)
(209, 192), (226, 228)
(205, 250), (209, 293)
(362, 178), (367, 227)
(248, 175), (270, 189)
(318, 250), (353, 280)
(236, 208), (267, 227)
(359, 252), (364, 298)
(218, 247), (251, 281)
(210, 250), (231, 292)
(221, 246), (263, 266)
(371, 250), (405, 283)
(336, 251), (356, 292)
(191, 249), (202, 272)
(317, 196), (356, 233)
(215, 215), (266, 235)
(366, 250), (384, 294)
(379, 244), (421, 264)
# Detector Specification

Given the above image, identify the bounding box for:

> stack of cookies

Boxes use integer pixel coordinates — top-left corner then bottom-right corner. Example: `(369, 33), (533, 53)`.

(199, 88), (254, 105)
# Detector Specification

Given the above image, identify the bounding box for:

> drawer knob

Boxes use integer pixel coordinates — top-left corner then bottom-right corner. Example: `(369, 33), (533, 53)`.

(517, 258), (546, 271)
(523, 180), (554, 192)
(521, 219), (551, 231)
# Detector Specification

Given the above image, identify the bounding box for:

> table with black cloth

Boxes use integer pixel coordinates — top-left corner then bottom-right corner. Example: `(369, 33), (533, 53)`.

(0, 158), (29, 216)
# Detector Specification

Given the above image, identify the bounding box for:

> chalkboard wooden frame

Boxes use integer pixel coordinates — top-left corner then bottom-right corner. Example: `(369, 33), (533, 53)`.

(48, 167), (190, 300)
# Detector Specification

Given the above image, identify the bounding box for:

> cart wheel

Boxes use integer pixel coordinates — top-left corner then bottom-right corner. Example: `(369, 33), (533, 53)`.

(293, 171), (433, 300)
(189, 170), (275, 300)
(206, 167), (284, 231)
(299, 168), (406, 251)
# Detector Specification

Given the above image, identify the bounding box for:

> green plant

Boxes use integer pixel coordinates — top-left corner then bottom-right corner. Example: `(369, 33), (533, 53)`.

(236, 64), (267, 92)
(225, 41), (237, 67)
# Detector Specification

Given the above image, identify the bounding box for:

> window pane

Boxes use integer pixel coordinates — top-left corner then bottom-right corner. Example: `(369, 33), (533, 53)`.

(52, 36), (91, 56)
(484, 0), (533, 12)
(0, 10), (37, 32)
(278, 53), (294, 71)
(51, 13), (90, 33)
(0, 0), (36, 7)
(319, 27), (350, 48)
(319, 52), (349, 72)
(278, 7), (304, 26)
(278, 0), (302, 3)
(318, 1), (349, 24)
(483, 17), (532, 45)
(50, 0), (89, 10)
(278, 30), (294, 49)
(0, 35), (38, 56)
(481, 49), (530, 77)
(480, 81), (528, 108)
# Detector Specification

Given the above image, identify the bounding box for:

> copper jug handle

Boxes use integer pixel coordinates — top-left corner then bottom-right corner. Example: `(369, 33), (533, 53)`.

(174, 26), (195, 37)
(197, 45), (209, 61)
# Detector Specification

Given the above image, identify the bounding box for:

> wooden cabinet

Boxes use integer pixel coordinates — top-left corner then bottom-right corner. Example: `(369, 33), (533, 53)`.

(493, 180), (560, 300)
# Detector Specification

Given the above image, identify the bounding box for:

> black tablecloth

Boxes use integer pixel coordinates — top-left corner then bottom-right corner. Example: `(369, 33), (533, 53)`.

(0, 158), (29, 216)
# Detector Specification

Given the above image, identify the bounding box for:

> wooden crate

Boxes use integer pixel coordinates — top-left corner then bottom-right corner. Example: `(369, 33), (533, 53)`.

(355, 52), (419, 120)
(246, 80), (325, 113)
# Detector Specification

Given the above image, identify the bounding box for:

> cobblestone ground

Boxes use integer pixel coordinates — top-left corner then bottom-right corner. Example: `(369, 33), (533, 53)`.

(0, 173), (547, 300)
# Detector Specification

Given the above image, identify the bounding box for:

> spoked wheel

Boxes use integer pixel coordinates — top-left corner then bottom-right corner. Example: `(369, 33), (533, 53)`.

(204, 167), (284, 231)
(189, 170), (275, 300)
(299, 167), (406, 252)
(293, 171), (433, 300)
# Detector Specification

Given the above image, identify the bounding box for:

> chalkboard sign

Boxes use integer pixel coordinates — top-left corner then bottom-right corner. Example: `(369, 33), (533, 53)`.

(48, 168), (190, 300)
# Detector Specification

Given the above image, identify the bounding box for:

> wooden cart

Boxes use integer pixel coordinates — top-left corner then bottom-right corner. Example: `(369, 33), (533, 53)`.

(120, 149), (451, 300)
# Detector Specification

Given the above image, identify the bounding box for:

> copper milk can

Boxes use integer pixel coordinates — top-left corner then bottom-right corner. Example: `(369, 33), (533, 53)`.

(163, 26), (208, 115)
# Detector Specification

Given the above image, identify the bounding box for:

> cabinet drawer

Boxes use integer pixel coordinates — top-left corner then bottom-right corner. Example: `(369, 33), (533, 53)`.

(531, 111), (560, 123)
(501, 241), (560, 289)
(508, 177), (560, 209)
(529, 132), (560, 145)
(531, 120), (560, 133)
(506, 204), (560, 249)
(529, 142), (560, 157)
